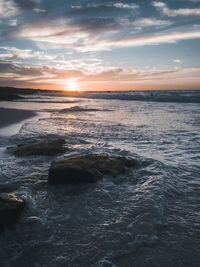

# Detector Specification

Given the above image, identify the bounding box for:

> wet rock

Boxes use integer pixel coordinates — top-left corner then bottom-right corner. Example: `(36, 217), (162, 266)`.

(48, 154), (137, 184)
(13, 138), (67, 156)
(0, 194), (25, 231)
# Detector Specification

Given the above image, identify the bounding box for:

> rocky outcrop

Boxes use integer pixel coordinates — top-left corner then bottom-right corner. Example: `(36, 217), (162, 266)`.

(48, 154), (137, 184)
(0, 194), (25, 231)
(13, 138), (66, 156)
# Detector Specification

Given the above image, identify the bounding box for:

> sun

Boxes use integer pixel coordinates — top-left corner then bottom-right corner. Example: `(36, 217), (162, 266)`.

(65, 78), (79, 92)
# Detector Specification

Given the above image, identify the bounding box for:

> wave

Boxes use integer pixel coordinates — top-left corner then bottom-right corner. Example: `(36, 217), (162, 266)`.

(58, 106), (111, 113)
(16, 99), (80, 104)
(83, 90), (200, 104)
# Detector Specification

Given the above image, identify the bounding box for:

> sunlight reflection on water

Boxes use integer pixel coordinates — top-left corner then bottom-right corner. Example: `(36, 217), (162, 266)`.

(0, 91), (200, 266)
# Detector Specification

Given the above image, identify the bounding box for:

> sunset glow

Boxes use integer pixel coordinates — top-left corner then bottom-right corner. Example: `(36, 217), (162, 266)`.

(0, 2), (200, 265)
(0, 0), (200, 90)
(65, 79), (79, 92)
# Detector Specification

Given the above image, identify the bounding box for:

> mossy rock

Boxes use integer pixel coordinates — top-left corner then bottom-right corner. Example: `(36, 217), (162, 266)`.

(13, 138), (66, 156)
(0, 194), (25, 232)
(48, 154), (137, 184)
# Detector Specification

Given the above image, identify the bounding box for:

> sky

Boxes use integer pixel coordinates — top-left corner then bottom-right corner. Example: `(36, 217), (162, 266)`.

(0, 0), (200, 91)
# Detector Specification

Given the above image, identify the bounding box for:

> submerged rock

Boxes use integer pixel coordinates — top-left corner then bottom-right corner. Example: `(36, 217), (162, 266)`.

(13, 138), (66, 156)
(48, 154), (137, 184)
(0, 194), (25, 231)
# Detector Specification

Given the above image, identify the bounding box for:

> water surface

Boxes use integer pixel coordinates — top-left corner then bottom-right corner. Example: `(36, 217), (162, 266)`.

(0, 90), (200, 267)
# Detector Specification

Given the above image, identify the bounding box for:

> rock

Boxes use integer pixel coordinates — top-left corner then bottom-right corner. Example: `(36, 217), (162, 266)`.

(48, 154), (137, 184)
(0, 194), (25, 231)
(13, 138), (66, 156)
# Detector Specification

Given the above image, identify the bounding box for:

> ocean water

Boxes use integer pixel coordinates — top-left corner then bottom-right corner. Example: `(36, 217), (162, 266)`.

(0, 90), (200, 267)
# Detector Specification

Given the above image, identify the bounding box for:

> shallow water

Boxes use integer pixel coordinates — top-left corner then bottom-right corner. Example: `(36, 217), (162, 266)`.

(0, 90), (200, 266)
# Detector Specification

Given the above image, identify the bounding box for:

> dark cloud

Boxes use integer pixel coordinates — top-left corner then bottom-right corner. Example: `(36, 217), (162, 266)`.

(72, 17), (121, 32)
(0, 60), (84, 79)
(0, 60), (180, 83)
(12, 0), (37, 10)
(1, 0), (199, 46)
(0, 0), (199, 91)
(0, 61), (17, 73)
(0, 60), (43, 76)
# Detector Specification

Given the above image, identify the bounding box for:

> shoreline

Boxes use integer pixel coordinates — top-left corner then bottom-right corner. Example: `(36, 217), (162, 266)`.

(0, 108), (36, 129)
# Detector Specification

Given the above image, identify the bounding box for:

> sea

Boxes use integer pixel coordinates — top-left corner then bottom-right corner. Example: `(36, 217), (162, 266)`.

(0, 90), (200, 267)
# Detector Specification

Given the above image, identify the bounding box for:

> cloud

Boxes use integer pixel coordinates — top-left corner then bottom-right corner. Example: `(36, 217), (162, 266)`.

(0, 46), (57, 61)
(12, 0), (41, 11)
(0, 60), (43, 76)
(0, 0), (18, 18)
(152, 2), (166, 8)
(113, 3), (139, 9)
(108, 30), (200, 48)
(0, 60), (84, 78)
(1, 0), (199, 52)
(71, 2), (139, 11)
(0, 46), (32, 59)
(8, 19), (18, 26)
(1, 58), (199, 83)
(173, 59), (182, 63)
(0, 0), (199, 90)
(0, 0), (44, 19)
(163, 7), (200, 16)
(47, 30), (200, 52)
(13, 0), (35, 10)
(10, 11), (200, 52)
(1, 57), (200, 90)
(153, 1), (200, 16)
(132, 18), (170, 27)
(80, 67), (198, 83)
